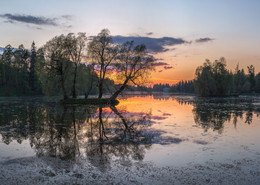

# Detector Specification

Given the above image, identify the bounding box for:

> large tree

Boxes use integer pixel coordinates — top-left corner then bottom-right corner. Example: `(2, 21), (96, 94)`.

(41, 33), (87, 99)
(64, 33), (87, 98)
(194, 58), (232, 97)
(42, 35), (73, 99)
(109, 41), (155, 101)
(194, 60), (216, 97)
(212, 58), (232, 96)
(87, 29), (119, 99)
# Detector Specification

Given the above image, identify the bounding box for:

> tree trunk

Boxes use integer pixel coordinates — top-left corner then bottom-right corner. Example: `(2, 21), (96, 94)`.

(109, 78), (129, 101)
(29, 57), (35, 92)
(61, 74), (68, 100)
(72, 65), (78, 98)
(85, 73), (94, 99)
(98, 80), (103, 99)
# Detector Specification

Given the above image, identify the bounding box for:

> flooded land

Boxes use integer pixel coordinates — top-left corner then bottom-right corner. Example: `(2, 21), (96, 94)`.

(0, 95), (260, 184)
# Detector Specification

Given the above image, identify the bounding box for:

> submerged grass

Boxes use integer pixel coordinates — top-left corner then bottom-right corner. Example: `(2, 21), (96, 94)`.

(60, 98), (119, 105)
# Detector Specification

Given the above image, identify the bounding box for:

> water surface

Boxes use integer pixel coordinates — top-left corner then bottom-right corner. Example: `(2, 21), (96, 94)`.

(0, 95), (260, 169)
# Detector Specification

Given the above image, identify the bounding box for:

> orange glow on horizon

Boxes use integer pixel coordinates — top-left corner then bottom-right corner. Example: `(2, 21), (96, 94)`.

(151, 78), (180, 85)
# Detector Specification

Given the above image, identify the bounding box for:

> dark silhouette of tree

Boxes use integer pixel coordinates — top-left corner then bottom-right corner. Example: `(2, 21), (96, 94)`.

(41, 35), (74, 99)
(170, 80), (194, 93)
(0, 44), (40, 95)
(194, 58), (233, 97)
(64, 33), (87, 98)
(247, 65), (256, 93)
(233, 64), (249, 94)
(194, 60), (216, 96)
(153, 83), (170, 92)
(29, 41), (37, 92)
(87, 29), (120, 99)
(109, 41), (155, 101)
(1, 45), (14, 89)
(255, 73), (260, 93)
(84, 63), (97, 99)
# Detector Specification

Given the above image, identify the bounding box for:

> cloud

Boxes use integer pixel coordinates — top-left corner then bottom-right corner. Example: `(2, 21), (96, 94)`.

(193, 139), (209, 145)
(150, 62), (174, 72)
(146, 32), (153, 35)
(162, 113), (172, 116)
(195, 37), (214, 43)
(113, 35), (188, 53)
(154, 58), (165, 61)
(151, 62), (170, 67)
(0, 13), (72, 27)
(164, 66), (173, 70)
(151, 116), (167, 120)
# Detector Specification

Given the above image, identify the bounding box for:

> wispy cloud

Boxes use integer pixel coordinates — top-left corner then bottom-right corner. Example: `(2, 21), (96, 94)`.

(0, 13), (72, 28)
(113, 36), (189, 53)
(146, 32), (153, 36)
(151, 61), (174, 72)
(151, 62), (170, 67)
(164, 66), (173, 70)
(195, 37), (214, 43)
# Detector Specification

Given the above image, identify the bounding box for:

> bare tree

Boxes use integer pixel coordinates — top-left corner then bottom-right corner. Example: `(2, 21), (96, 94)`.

(87, 29), (119, 99)
(109, 41), (155, 101)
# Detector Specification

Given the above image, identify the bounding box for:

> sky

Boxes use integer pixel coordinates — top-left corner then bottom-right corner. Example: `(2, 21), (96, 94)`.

(1, 0), (260, 84)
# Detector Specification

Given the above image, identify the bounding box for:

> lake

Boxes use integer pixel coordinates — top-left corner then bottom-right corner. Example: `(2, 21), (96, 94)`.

(0, 95), (260, 184)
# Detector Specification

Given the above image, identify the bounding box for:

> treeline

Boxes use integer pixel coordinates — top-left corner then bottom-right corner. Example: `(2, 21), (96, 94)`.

(0, 43), (41, 96)
(153, 80), (195, 93)
(194, 58), (260, 96)
(153, 57), (260, 97)
(0, 43), (102, 96)
(0, 29), (155, 99)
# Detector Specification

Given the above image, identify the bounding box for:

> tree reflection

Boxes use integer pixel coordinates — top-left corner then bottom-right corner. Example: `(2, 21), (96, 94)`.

(191, 98), (259, 132)
(0, 99), (156, 170)
(84, 105), (153, 170)
(28, 105), (84, 160)
(1, 96), (257, 168)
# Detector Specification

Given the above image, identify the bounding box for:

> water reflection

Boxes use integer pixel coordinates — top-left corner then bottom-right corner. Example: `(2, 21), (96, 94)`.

(0, 99), (164, 166)
(191, 97), (260, 133)
(0, 96), (260, 167)
(85, 106), (153, 170)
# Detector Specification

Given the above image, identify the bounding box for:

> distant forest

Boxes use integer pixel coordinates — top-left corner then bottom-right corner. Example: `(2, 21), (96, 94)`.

(0, 31), (259, 97)
(153, 80), (194, 93)
(154, 58), (260, 96)
(194, 58), (260, 96)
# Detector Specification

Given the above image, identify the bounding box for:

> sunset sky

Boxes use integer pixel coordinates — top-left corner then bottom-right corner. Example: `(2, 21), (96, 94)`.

(1, 0), (260, 84)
